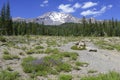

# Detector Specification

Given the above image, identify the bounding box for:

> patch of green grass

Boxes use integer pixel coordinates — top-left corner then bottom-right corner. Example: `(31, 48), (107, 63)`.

(7, 66), (13, 71)
(62, 52), (78, 60)
(56, 63), (72, 72)
(35, 46), (44, 49)
(75, 61), (89, 67)
(59, 74), (72, 80)
(81, 71), (120, 80)
(26, 49), (35, 54)
(21, 56), (36, 73)
(46, 40), (57, 46)
(71, 45), (86, 50)
(3, 50), (10, 54)
(88, 70), (97, 73)
(3, 54), (20, 60)
(73, 66), (81, 70)
(0, 36), (7, 42)
(0, 70), (19, 80)
(22, 53), (73, 77)
(45, 48), (60, 54)
(95, 41), (114, 50)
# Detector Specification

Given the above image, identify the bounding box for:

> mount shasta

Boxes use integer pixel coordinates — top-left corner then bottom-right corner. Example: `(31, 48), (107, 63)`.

(13, 12), (96, 25)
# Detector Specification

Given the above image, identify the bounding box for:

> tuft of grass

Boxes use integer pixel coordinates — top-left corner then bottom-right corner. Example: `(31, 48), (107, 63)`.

(26, 49), (35, 54)
(7, 66), (13, 71)
(0, 36), (7, 42)
(56, 63), (72, 72)
(45, 48), (60, 54)
(81, 71), (120, 80)
(22, 54), (72, 77)
(0, 70), (19, 80)
(71, 45), (86, 50)
(59, 74), (72, 80)
(62, 52), (78, 60)
(88, 70), (97, 73)
(75, 61), (89, 67)
(3, 50), (10, 54)
(35, 46), (44, 49)
(3, 54), (20, 60)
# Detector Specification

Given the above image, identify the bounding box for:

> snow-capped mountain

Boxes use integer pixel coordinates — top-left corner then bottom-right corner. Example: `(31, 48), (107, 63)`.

(13, 12), (81, 25)
(12, 17), (26, 22)
(35, 12), (81, 25)
(13, 12), (97, 25)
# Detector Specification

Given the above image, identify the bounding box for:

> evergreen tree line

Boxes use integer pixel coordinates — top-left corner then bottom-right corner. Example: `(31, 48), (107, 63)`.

(0, 2), (13, 35)
(0, 2), (120, 36)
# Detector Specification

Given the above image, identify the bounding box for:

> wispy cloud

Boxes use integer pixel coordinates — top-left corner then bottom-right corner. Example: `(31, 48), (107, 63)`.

(73, 3), (81, 8)
(68, 0), (73, 2)
(81, 2), (98, 9)
(58, 3), (81, 13)
(40, 0), (48, 7)
(80, 5), (113, 17)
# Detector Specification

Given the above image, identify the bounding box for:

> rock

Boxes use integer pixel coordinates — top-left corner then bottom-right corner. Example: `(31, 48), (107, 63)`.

(76, 41), (86, 49)
(89, 49), (97, 52)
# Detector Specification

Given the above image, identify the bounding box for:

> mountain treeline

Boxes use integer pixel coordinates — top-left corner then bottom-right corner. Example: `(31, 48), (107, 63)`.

(0, 2), (120, 36)
(0, 2), (13, 35)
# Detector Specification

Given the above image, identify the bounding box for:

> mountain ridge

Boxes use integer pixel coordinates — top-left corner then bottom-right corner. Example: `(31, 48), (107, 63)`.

(13, 12), (96, 25)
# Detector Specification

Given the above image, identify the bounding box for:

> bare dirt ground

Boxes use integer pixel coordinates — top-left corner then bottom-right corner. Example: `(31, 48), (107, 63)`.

(60, 41), (120, 77)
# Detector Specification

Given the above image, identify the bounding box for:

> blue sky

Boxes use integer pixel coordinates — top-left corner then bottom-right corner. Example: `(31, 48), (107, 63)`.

(0, 0), (120, 20)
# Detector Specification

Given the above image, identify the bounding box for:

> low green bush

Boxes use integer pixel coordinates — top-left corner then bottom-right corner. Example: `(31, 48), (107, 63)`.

(0, 36), (7, 42)
(75, 61), (89, 67)
(81, 71), (120, 80)
(56, 63), (72, 72)
(45, 48), (59, 54)
(59, 74), (72, 80)
(0, 70), (19, 80)
(35, 46), (44, 49)
(62, 52), (78, 60)
(3, 50), (10, 54)
(22, 55), (72, 76)
(71, 45), (86, 50)
(3, 54), (20, 60)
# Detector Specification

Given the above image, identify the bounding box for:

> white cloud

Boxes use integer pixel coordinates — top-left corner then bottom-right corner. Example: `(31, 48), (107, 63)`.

(68, 0), (73, 2)
(40, 0), (48, 7)
(73, 3), (81, 9)
(58, 4), (75, 13)
(80, 5), (113, 16)
(43, 0), (48, 4)
(108, 5), (113, 8)
(82, 2), (98, 9)
(58, 3), (81, 13)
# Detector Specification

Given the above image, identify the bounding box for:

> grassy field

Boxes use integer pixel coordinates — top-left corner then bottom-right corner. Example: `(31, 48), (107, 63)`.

(0, 36), (120, 80)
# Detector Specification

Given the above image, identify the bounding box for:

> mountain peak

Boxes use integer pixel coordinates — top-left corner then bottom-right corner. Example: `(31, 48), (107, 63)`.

(13, 12), (90, 25)
(36, 11), (80, 25)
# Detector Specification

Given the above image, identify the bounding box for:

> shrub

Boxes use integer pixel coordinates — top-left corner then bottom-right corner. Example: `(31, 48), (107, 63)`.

(56, 63), (72, 72)
(81, 71), (120, 80)
(62, 52), (78, 60)
(22, 56), (63, 76)
(22, 55), (72, 77)
(45, 48), (60, 54)
(26, 49), (35, 54)
(59, 74), (72, 80)
(0, 36), (6, 42)
(0, 70), (19, 80)
(75, 61), (89, 67)
(35, 46), (44, 49)
(3, 54), (20, 60)
(88, 70), (97, 73)
(71, 45), (86, 50)
(3, 50), (10, 54)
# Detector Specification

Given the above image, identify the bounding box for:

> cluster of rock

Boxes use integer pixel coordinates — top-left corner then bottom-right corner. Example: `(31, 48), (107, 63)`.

(75, 41), (97, 52)
(75, 41), (86, 49)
